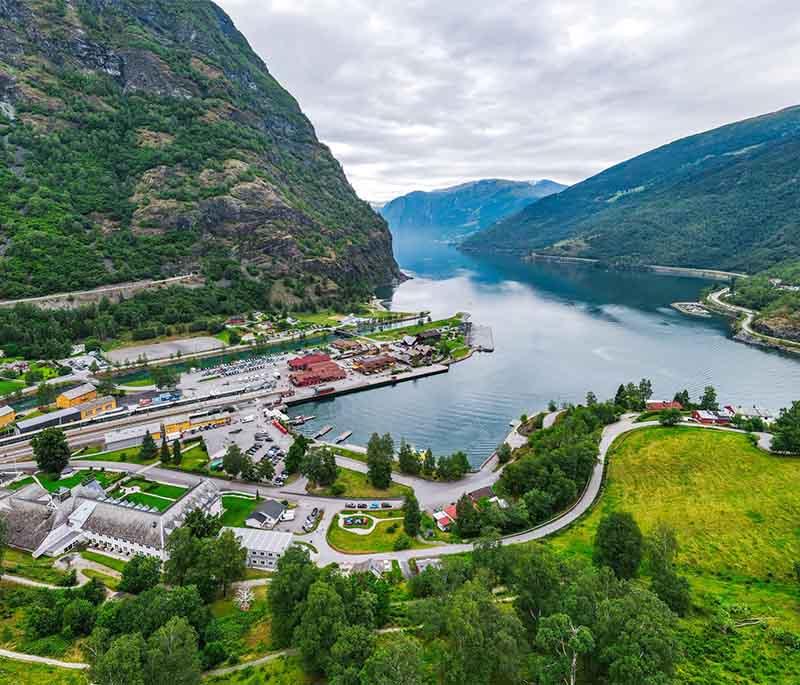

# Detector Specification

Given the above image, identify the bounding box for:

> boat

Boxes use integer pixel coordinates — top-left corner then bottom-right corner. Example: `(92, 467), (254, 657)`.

(334, 430), (352, 444)
(289, 414), (316, 426)
(314, 386), (335, 396)
(314, 425), (333, 439)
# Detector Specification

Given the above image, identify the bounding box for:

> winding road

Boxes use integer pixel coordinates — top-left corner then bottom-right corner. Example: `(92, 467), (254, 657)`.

(708, 287), (798, 350)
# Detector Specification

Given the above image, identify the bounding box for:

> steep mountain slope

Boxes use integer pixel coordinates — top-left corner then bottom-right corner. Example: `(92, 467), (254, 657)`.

(464, 106), (800, 273)
(0, 0), (399, 299)
(380, 178), (565, 240)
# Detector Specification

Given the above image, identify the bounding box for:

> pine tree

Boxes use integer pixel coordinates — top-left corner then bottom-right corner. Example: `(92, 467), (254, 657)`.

(139, 431), (158, 461)
(422, 449), (436, 477)
(403, 493), (421, 537)
(159, 437), (170, 463)
(172, 439), (182, 465)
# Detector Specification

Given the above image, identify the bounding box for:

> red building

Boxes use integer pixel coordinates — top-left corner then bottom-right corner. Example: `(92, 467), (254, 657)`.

(288, 353), (331, 371)
(646, 400), (683, 411)
(290, 361), (346, 387)
(692, 410), (731, 425)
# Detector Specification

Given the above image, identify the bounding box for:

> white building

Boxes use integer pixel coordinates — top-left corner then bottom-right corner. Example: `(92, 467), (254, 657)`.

(104, 422), (162, 451)
(222, 527), (293, 570)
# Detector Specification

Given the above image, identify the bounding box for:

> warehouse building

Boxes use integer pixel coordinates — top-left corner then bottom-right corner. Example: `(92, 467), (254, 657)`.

(221, 527), (293, 570)
(104, 422), (162, 451)
(56, 383), (97, 409)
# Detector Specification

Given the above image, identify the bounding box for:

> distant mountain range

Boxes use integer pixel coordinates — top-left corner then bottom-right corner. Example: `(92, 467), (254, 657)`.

(379, 179), (566, 240)
(464, 105), (800, 273)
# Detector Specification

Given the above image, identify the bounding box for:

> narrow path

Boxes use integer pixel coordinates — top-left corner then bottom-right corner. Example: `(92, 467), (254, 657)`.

(0, 647), (88, 670)
(204, 649), (296, 677)
(1, 573), (61, 589)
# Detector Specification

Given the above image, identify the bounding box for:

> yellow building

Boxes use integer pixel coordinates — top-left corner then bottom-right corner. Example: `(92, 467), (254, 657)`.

(0, 405), (15, 430)
(189, 413), (232, 431)
(56, 383), (97, 409)
(163, 415), (192, 435)
(76, 396), (117, 420)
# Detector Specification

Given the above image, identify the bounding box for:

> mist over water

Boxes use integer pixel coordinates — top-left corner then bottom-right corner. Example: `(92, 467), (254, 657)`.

(291, 227), (800, 465)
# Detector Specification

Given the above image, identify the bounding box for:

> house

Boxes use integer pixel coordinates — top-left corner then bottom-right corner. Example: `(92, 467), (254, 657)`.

(0, 405), (15, 430)
(288, 353), (331, 371)
(433, 510), (454, 531)
(352, 354), (395, 375)
(415, 329), (442, 344)
(724, 405), (775, 424)
(646, 400), (683, 412)
(692, 410), (731, 426)
(222, 527), (293, 570)
(342, 558), (391, 577)
(104, 422), (163, 451)
(331, 338), (363, 353)
(290, 361), (346, 387)
(468, 486), (494, 503)
(245, 499), (286, 529)
(56, 383), (97, 409)
(415, 558), (442, 574)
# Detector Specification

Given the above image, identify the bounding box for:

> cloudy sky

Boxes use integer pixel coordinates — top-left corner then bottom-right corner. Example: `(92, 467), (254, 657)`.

(217, 0), (800, 202)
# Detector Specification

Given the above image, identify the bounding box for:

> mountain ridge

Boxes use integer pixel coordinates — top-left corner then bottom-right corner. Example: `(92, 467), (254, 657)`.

(464, 105), (800, 273)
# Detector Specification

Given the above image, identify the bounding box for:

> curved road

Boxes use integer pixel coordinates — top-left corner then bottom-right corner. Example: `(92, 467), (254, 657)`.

(708, 287), (797, 349)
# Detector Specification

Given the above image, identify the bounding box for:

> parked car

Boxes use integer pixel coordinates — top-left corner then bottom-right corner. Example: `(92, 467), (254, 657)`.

(310, 507), (319, 518)
(357, 503), (368, 509)
(345, 502), (356, 509)
(380, 502), (393, 509)
(369, 502), (379, 509)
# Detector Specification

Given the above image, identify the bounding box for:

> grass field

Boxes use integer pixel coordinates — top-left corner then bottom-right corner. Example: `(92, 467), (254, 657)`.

(221, 494), (260, 527)
(0, 378), (24, 395)
(74, 445), (158, 464)
(308, 467), (412, 499)
(36, 470), (123, 493)
(551, 426), (800, 683)
(82, 569), (120, 591)
(369, 315), (463, 342)
(178, 440), (209, 471)
(80, 550), (127, 573)
(1, 548), (68, 584)
(327, 515), (429, 554)
(0, 657), (88, 684)
(205, 655), (311, 684)
(119, 491), (172, 510)
(125, 477), (187, 499)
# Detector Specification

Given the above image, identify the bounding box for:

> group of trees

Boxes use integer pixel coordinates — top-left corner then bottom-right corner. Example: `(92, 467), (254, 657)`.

(366, 433), (394, 489)
(613, 378), (653, 411)
(221, 443), (274, 483)
(496, 401), (619, 532)
(22, 578), (106, 645)
(300, 447), (338, 487)
(772, 400), (800, 454)
(31, 427), (71, 474)
(268, 545), (397, 683)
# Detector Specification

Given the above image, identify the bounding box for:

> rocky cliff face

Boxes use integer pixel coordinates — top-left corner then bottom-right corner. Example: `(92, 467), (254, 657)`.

(0, 0), (399, 299)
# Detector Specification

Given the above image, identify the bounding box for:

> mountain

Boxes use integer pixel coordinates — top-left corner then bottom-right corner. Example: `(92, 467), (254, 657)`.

(380, 179), (565, 240)
(0, 0), (399, 300)
(464, 106), (800, 273)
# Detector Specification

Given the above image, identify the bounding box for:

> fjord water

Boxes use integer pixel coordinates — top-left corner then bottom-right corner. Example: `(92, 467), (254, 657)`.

(291, 227), (800, 464)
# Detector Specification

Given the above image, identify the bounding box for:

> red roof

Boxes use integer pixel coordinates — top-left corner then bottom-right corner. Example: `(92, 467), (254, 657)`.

(444, 504), (458, 520)
(288, 353), (331, 370)
(646, 400), (683, 411)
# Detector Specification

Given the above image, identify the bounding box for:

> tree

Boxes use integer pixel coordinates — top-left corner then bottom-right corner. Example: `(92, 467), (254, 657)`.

(36, 382), (56, 406)
(293, 580), (346, 673)
(512, 545), (564, 635)
(659, 408), (682, 426)
(403, 493), (421, 537)
(422, 449), (436, 476)
(496, 442), (512, 464)
(638, 378), (653, 403)
(302, 448), (338, 486)
(329, 624), (376, 685)
(285, 435), (309, 474)
(269, 546), (319, 647)
(183, 510), (222, 539)
(0, 515), (6, 577)
(359, 634), (427, 685)
(151, 366), (179, 390)
(367, 432), (393, 489)
(454, 494), (481, 538)
(594, 512), (643, 580)
(214, 528), (247, 597)
(91, 633), (146, 685)
(397, 439), (421, 475)
(139, 430), (158, 462)
(673, 389), (691, 408)
(699, 385), (719, 411)
(256, 456), (275, 482)
(536, 613), (595, 685)
(171, 439), (182, 465)
(31, 427), (70, 474)
(143, 617), (201, 685)
(772, 400), (800, 454)
(63, 598), (97, 637)
(646, 523), (690, 616)
(119, 554), (162, 594)
(614, 384), (628, 408)
(222, 443), (244, 477)
(159, 437), (170, 463)
(586, 391), (598, 406)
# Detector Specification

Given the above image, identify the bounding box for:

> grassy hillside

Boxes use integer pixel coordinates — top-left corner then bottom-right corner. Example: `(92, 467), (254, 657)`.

(0, 0), (398, 299)
(552, 426), (800, 683)
(465, 105), (800, 273)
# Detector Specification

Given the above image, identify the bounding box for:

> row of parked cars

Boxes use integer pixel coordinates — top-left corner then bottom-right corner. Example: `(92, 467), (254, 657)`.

(346, 501), (394, 510)
(302, 507), (320, 532)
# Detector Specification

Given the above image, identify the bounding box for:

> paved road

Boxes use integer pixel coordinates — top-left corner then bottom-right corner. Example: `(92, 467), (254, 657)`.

(708, 287), (795, 349)
(0, 647), (88, 670)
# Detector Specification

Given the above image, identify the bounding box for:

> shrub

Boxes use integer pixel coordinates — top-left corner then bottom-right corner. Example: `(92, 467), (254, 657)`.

(393, 533), (411, 551)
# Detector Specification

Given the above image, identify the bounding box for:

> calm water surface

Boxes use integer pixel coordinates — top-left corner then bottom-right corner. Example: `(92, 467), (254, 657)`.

(291, 229), (800, 464)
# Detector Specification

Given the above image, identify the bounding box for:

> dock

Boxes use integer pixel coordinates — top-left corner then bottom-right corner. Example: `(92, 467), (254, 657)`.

(672, 302), (712, 318)
(468, 324), (495, 352)
(314, 425), (333, 439)
(334, 430), (353, 444)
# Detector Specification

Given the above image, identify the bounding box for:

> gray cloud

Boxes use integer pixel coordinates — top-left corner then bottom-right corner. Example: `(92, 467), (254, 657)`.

(216, 0), (800, 201)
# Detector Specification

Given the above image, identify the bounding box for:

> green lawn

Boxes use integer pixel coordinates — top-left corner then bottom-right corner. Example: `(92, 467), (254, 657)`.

(7, 476), (33, 491)
(1, 548), (68, 585)
(116, 375), (154, 387)
(308, 467), (412, 499)
(80, 550), (127, 573)
(221, 494), (260, 527)
(0, 378), (24, 395)
(125, 477), (187, 499)
(119, 491), (173, 511)
(36, 470), (123, 493)
(177, 440), (209, 471)
(327, 516), (429, 554)
(74, 445), (158, 464)
(551, 425), (800, 683)
(82, 568), (120, 591)
(369, 315), (463, 342)
(0, 657), (88, 684)
(205, 656), (311, 684)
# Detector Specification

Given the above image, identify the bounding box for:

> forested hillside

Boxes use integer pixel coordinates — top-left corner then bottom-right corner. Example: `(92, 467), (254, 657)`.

(380, 178), (564, 240)
(0, 0), (399, 300)
(465, 105), (800, 273)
